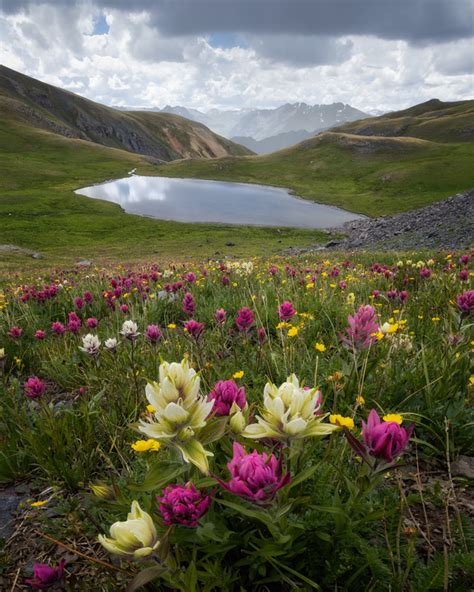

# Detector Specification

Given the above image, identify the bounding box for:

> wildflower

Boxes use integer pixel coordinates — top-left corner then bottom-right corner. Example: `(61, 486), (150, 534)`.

(257, 327), (267, 344)
(236, 307), (254, 332)
(157, 483), (212, 527)
(90, 482), (115, 499)
(144, 324), (162, 344)
(242, 374), (337, 442)
(131, 439), (161, 452)
(346, 292), (355, 305)
(362, 409), (414, 464)
(24, 376), (46, 399)
(25, 559), (65, 590)
(356, 395), (365, 405)
(457, 290), (474, 315)
(214, 308), (226, 324)
(233, 370), (244, 379)
(383, 413), (403, 424)
(138, 360), (214, 473)
(51, 321), (65, 335)
(67, 312), (81, 333)
(79, 334), (100, 355)
(276, 321), (290, 330)
(83, 290), (93, 302)
(8, 326), (23, 338)
(182, 292), (196, 316)
(74, 296), (84, 309)
(99, 501), (160, 559)
(329, 414), (354, 429)
(381, 321), (398, 334)
(30, 500), (48, 507)
(104, 337), (117, 351)
(120, 304), (129, 313)
(208, 380), (246, 416)
(167, 323), (177, 329)
(278, 300), (296, 321)
(340, 305), (379, 350)
(86, 317), (98, 328)
(34, 330), (46, 340)
(217, 442), (290, 504)
(314, 342), (326, 353)
(287, 326), (299, 337)
(120, 320), (140, 340)
(183, 319), (205, 340)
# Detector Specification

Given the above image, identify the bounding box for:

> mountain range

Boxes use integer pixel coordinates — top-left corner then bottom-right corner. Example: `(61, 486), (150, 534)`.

(0, 65), (251, 162)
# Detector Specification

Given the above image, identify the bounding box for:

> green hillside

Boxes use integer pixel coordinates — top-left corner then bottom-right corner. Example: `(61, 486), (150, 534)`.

(155, 129), (474, 216)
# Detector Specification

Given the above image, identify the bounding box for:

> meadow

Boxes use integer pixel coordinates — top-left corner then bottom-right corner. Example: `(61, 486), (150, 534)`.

(0, 251), (472, 590)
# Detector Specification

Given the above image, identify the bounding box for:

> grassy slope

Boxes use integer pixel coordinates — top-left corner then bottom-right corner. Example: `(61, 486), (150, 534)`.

(0, 117), (323, 271)
(155, 131), (474, 216)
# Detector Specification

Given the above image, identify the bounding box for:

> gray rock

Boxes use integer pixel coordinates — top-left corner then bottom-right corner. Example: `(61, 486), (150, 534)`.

(451, 455), (474, 480)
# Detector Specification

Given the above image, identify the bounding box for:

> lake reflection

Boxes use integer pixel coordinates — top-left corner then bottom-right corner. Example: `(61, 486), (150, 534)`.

(75, 176), (363, 228)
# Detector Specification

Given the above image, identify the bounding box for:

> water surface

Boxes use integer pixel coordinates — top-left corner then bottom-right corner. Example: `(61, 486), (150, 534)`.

(76, 176), (363, 228)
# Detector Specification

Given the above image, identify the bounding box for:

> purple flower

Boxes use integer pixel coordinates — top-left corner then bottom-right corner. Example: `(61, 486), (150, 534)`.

(278, 301), (296, 322)
(340, 305), (379, 350)
(24, 376), (46, 399)
(182, 292), (196, 316)
(399, 290), (408, 303)
(157, 483), (211, 527)
(217, 442), (290, 504)
(67, 312), (81, 334)
(457, 290), (474, 315)
(420, 267), (431, 278)
(387, 289), (398, 300)
(257, 327), (267, 344)
(208, 380), (246, 416)
(145, 324), (162, 343)
(8, 326), (23, 338)
(236, 307), (254, 332)
(34, 330), (46, 340)
(361, 409), (414, 464)
(51, 322), (65, 336)
(83, 290), (93, 303)
(86, 317), (98, 329)
(214, 308), (226, 324)
(74, 296), (84, 310)
(184, 319), (205, 340)
(185, 272), (197, 284)
(459, 270), (468, 281)
(25, 559), (65, 589)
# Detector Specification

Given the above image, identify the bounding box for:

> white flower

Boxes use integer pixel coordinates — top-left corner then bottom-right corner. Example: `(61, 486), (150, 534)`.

(242, 374), (337, 443)
(104, 338), (118, 350)
(120, 320), (139, 340)
(79, 334), (100, 355)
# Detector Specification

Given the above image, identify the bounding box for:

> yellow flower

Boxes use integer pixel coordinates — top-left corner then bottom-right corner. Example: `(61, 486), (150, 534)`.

(346, 292), (355, 305)
(314, 342), (326, 352)
(306, 282), (314, 289)
(167, 323), (177, 329)
(329, 414), (354, 429)
(287, 326), (299, 337)
(31, 500), (48, 507)
(383, 413), (403, 424)
(276, 321), (290, 330)
(146, 404), (156, 413)
(131, 439), (161, 452)
(469, 377), (474, 387)
(431, 317), (441, 322)
(233, 370), (244, 379)
(356, 395), (365, 405)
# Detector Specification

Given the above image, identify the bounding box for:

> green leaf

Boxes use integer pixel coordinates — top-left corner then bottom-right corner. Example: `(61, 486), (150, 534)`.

(199, 417), (228, 445)
(286, 464), (318, 490)
(127, 565), (166, 592)
(128, 461), (186, 492)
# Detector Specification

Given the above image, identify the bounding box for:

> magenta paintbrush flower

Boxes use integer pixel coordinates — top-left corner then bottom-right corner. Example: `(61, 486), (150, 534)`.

(24, 376), (46, 399)
(208, 380), (246, 416)
(184, 319), (205, 340)
(145, 324), (162, 343)
(361, 409), (414, 464)
(25, 559), (65, 589)
(340, 304), (379, 350)
(214, 308), (226, 324)
(457, 290), (474, 315)
(157, 483), (212, 527)
(278, 300), (296, 321)
(217, 442), (290, 504)
(8, 325), (23, 338)
(236, 307), (254, 332)
(51, 321), (65, 336)
(182, 291), (196, 316)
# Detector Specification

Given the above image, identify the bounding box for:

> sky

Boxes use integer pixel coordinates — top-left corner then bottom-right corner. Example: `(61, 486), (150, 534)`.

(0, 0), (473, 113)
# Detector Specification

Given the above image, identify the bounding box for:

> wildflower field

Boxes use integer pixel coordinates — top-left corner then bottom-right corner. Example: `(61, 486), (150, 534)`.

(0, 252), (473, 591)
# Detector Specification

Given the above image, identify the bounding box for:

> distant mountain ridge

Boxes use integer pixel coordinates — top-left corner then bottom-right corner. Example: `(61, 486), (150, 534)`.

(0, 65), (251, 161)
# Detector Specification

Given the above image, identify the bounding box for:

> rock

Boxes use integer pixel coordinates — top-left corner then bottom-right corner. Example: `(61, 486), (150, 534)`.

(451, 455), (474, 479)
(77, 259), (92, 267)
(325, 240), (341, 248)
(31, 252), (43, 259)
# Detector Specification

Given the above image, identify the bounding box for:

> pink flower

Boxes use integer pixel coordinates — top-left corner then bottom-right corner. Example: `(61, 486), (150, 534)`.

(257, 327), (267, 344)
(457, 290), (474, 315)
(208, 380), (246, 416)
(67, 312), (81, 333)
(157, 483), (211, 527)
(145, 324), (162, 343)
(35, 330), (46, 340)
(182, 292), (196, 316)
(24, 376), (46, 399)
(214, 308), (226, 324)
(235, 307), (254, 332)
(361, 409), (414, 464)
(420, 267), (431, 278)
(51, 322), (65, 336)
(83, 290), (93, 302)
(399, 290), (408, 302)
(120, 304), (129, 313)
(217, 442), (290, 504)
(459, 270), (468, 281)
(340, 305), (379, 350)
(74, 297), (84, 310)
(278, 301), (296, 322)
(25, 559), (65, 589)
(86, 317), (98, 329)
(184, 319), (205, 340)
(8, 326), (23, 338)
(185, 272), (197, 284)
